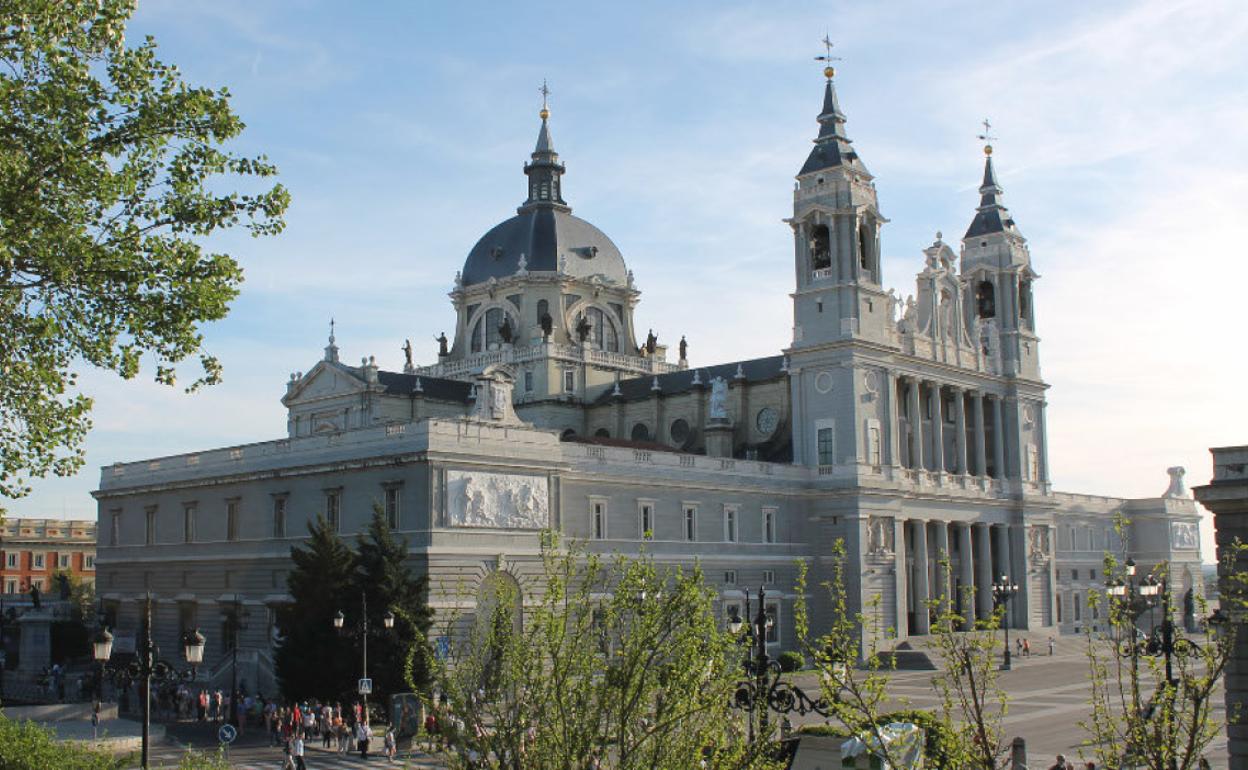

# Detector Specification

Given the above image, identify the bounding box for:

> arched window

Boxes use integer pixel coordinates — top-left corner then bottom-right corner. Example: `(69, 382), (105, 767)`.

(631, 423), (650, 442)
(1019, 278), (1033, 326)
(975, 280), (996, 318)
(536, 299), (548, 325)
(585, 307), (619, 352)
(858, 224), (870, 271)
(560, 429), (577, 441)
(811, 224), (831, 270)
(594, 428), (610, 438)
(471, 307), (511, 353)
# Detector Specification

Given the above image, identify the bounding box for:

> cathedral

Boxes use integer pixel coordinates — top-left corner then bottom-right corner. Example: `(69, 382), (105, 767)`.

(93, 66), (1203, 689)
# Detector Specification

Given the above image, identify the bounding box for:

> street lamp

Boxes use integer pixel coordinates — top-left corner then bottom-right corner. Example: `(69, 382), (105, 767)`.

(334, 592), (397, 725)
(92, 594), (203, 770)
(220, 596), (250, 728)
(728, 587), (829, 747)
(992, 574), (1019, 671)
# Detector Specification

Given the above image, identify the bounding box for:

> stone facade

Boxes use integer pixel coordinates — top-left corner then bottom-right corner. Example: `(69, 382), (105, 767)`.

(93, 70), (1203, 691)
(1194, 445), (1248, 769)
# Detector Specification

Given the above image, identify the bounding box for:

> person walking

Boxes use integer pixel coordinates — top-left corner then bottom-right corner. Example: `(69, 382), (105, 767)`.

(291, 733), (306, 770)
(384, 725), (397, 762)
(1048, 635), (1056, 656)
(1023, 638), (1031, 657)
(356, 719), (372, 758)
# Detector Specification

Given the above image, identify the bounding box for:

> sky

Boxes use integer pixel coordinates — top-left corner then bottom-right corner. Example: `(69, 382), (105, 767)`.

(11, 0), (1247, 563)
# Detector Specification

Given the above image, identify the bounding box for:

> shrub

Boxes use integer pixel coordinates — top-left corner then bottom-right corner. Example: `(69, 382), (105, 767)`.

(0, 713), (122, 770)
(777, 650), (804, 672)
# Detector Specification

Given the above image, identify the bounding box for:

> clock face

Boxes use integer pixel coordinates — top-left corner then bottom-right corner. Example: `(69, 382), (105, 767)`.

(755, 407), (779, 436)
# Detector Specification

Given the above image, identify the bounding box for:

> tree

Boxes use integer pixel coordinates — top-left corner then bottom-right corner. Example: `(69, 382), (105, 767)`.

(351, 506), (433, 707)
(433, 534), (780, 769)
(274, 515), (356, 704)
(0, 0), (290, 507)
(1081, 528), (1248, 770)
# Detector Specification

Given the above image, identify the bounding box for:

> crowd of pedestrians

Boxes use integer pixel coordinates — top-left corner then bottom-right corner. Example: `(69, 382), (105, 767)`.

(264, 698), (399, 766)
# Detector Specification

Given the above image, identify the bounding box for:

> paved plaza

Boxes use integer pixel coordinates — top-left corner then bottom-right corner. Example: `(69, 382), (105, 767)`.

(785, 642), (1229, 769)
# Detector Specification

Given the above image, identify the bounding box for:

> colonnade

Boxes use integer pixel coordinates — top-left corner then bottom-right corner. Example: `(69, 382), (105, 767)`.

(898, 519), (1024, 635)
(886, 375), (1008, 479)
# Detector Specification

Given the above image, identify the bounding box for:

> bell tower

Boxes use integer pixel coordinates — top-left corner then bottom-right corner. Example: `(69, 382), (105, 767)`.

(788, 60), (890, 350)
(959, 129), (1041, 381)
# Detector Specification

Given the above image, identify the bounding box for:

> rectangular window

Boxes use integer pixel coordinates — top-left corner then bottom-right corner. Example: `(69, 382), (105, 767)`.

(1074, 592), (1082, 621)
(1090, 568), (1097, 580)
(178, 603), (197, 635)
(765, 602), (779, 644)
(817, 427), (835, 465)
(683, 505), (697, 542)
(145, 506), (157, 545)
(762, 507), (777, 544)
(563, 370), (575, 393)
(592, 499), (607, 540)
(639, 502), (654, 540)
(85, 555), (95, 570)
(385, 487), (401, 530)
(1056, 593), (1063, 623)
(326, 490), (341, 532)
(33, 553), (45, 569)
(58, 554), (70, 569)
(226, 499), (240, 541)
(183, 504), (196, 543)
(4, 553), (16, 568)
(31, 578), (44, 591)
(524, 370), (534, 392)
(1072, 569), (1079, 581)
(724, 505), (738, 543)
(724, 570), (737, 585)
(273, 497), (287, 538)
(763, 569), (775, 585)
(4, 579), (16, 595)
(110, 510), (121, 547)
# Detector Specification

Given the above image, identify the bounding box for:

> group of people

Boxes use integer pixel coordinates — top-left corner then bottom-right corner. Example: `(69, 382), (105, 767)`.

(265, 699), (398, 766)
(1014, 636), (1059, 658)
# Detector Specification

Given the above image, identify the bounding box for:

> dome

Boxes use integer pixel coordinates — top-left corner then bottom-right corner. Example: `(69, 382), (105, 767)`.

(461, 206), (628, 287)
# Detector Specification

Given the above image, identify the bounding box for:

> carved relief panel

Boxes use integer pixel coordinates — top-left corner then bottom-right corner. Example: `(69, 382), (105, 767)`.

(446, 470), (549, 530)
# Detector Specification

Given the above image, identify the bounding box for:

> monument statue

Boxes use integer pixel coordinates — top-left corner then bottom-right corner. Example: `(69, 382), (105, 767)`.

(679, 335), (687, 361)
(645, 329), (657, 355)
(29, 583), (41, 610)
(576, 316), (592, 343)
(1164, 466), (1189, 498)
(540, 312), (553, 341)
(402, 338), (413, 369)
(709, 377), (729, 420)
(498, 318), (513, 344)
(435, 332), (449, 357)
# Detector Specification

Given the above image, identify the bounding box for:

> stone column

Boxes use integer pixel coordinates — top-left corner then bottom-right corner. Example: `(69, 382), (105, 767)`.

(907, 378), (923, 471)
(958, 523), (975, 630)
(1193, 448), (1248, 769)
(930, 383), (946, 474)
(894, 517), (909, 638)
(885, 371), (901, 469)
(975, 523), (994, 622)
(953, 387), (968, 475)
(991, 396), (1006, 480)
(912, 520), (930, 635)
(933, 522), (951, 618)
(993, 524), (1012, 626)
(972, 391), (988, 477)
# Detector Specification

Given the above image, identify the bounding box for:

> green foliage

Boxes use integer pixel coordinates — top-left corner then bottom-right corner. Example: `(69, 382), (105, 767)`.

(1080, 514), (1247, 770)
(168, 746), (231, 769)
(0, 713), (124, 769)
(351, 506), (434, 706)
(927, 564), (1010, 770)
(777, 650), (804, 673)
(275, 510), (434, 710)
(433, 534), (781, 769)
(274, 515), (357, 703)
(871, 710), (960, 768)
(0, 0), (289, 507)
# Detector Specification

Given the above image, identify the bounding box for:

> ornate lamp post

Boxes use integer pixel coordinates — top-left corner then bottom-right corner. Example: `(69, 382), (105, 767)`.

(728, 586), (829, 747)
(334, 591), (395, 725)
(220, 596), (250, 727)
(92, 593), (205, 770)
(992, 574), (1019, 671)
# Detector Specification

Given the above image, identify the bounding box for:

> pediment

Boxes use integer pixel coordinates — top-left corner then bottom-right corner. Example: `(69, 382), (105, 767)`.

(282, 361), (367, 405)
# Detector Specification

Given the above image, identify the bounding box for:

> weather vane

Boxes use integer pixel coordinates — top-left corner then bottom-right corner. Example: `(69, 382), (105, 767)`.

(539, 79), (551, 119)
(815, 34), (841, 77)
(977, 118), (997, 155)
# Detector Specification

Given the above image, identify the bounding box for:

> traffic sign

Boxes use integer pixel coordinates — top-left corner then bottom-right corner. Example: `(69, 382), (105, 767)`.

(358, 677), (373, 694)
(217, 723), (237, 744)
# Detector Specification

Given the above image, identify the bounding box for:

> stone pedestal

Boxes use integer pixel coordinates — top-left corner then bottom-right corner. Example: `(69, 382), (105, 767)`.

(1193, 444), (1248, 770)
(17, 610), (53, 673)
(704, 420), (734, 458)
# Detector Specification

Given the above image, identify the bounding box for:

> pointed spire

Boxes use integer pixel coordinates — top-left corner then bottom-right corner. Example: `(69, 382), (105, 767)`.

(324, 318), (339, 363)
(800, 40), (868, 177)
(521, 79), (569, 211)
(964, 122), (1021, 239)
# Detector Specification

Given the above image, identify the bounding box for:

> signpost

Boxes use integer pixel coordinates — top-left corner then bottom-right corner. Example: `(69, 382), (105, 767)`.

(358, 677), (373, 695)
(218, 723), (236, 762)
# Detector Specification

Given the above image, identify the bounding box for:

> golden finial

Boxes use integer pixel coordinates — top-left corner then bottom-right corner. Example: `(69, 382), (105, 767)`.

(978, 118), (997, 156)
(815, 34), (841, 79)
(539, 79), (551, 120)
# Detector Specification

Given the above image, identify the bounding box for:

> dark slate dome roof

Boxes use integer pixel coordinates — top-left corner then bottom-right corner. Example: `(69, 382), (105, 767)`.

(461, 206), (628, 287)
